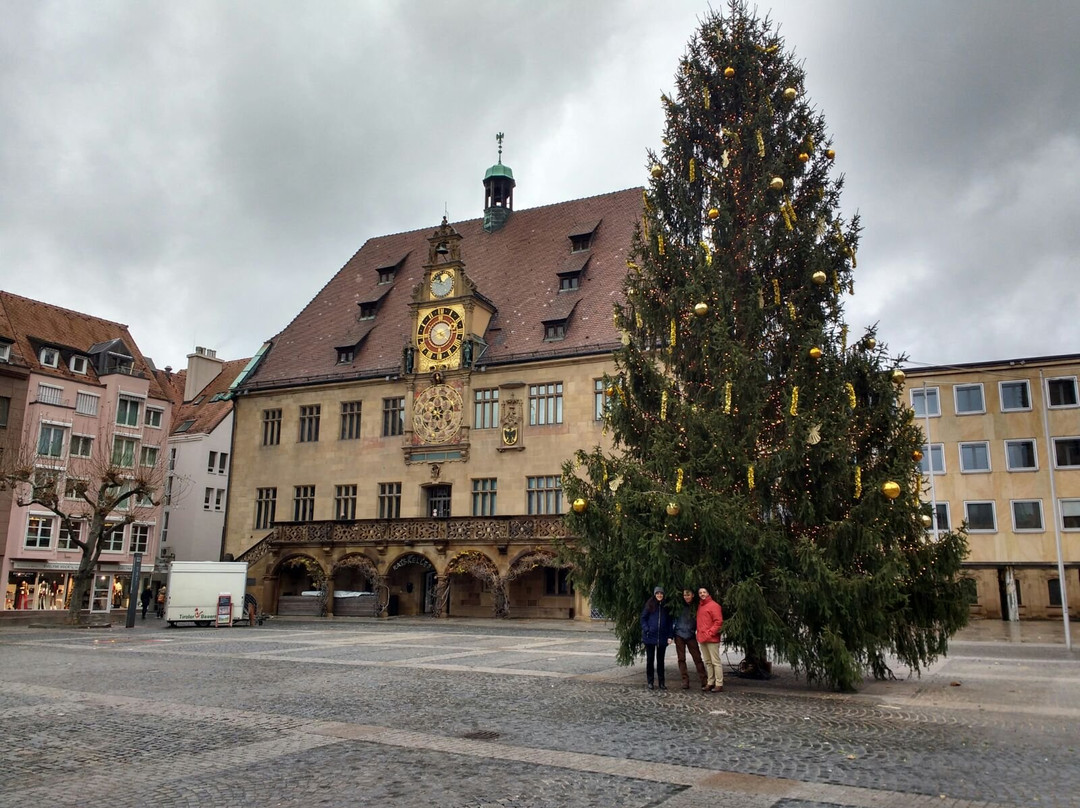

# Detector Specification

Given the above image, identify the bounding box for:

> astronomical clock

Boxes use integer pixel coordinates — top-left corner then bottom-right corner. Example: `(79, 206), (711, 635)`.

(412, 382), (464, 445)
(415, 304), (465, 373)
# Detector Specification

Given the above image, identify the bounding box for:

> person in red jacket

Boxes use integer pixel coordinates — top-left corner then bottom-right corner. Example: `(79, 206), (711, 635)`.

(696, 586), (724, 692)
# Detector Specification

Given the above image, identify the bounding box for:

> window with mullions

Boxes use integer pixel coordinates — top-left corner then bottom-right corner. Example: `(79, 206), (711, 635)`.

(594, 379), (610, 421)
(340, 401), (362, 440)
(112, 436), (137, 468)
(999, 380), (1031, 411)
(255, 488), (277, 530)
(527, 475), (562, 515)
(25, 516), (53, 549)
(910, 387), (940, 417)
(929, 502), (950, 531)
(262, 409), (282, 446)
(130, 524), (151, 554)
(293, 485), (315, 521)
(1047, 377), (1079, 408)
(71, 434), (94, 458)
(959, 441), (991, 473)
(38, 424), (67, 458)
(1011, 500), (1044, 531)
(545, 568), (573, 595)
(1053, 438), (1080, 468)
(378, 482), (401, 519)
(116, 396), (141, 427)
(472, 478), (497, 516)
(1061, 499), (1080, 530)
(964, 501), (997, 532)
(1005, 439), (1037, 471)
(145, 407), (163, 428)
(559, 273), (581, 291)
(298, 405), (321, 443)
(58, 520), (83, 550)
(102, 524), (125, 552)
(529, 383), (563, 425)
(382, 398), (404, 437)
(918, 443), (945, 475)
(473, 388), (499, 430)
(335, 484), (357, 520)
(140, 446), (159, 468)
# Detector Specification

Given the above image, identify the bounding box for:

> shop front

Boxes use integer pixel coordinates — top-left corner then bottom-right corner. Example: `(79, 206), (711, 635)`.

(4, 560), (156, 613)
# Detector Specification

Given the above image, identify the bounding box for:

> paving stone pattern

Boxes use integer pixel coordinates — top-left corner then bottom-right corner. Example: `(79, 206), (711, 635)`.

(0, 619), (1076, 808)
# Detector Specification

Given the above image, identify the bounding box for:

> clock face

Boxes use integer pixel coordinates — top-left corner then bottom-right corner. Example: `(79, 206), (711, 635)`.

(413, 383), (464, 444)
(417, 306), (464, 361)
(430, 270), (455, 299)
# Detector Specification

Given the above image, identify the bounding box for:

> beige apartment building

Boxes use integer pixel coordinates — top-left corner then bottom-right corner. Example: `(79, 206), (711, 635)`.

(222, 155), (641, 619)
(905, 354), (1080, 620)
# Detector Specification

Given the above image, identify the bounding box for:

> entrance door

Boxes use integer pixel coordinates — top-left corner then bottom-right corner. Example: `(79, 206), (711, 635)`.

(427, 485), (451, 518)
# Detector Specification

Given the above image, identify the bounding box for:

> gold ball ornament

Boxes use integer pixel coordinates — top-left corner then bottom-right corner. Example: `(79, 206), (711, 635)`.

(798, 152), (809, 163)
(572, 498), (588, 514)
(866, 337), (877, 350)
(921, 514), (933, 528)
(783, 87), (797, 101)
(666, 502), (681, 517)
(912, 449), (924, 462)
(707, 207), (720, 220)
(769, 177), (784, 191)
(809, 346), (822, 359)
(693, 302), (709, 317)
(811, 270), (827, 285)
(724, 66), (735, 78)
(891, 368), (907, 385)
(881, 481), (902, 500)
(826, 149), (836, 160)
(605, 385), (617, 398)
(650, 164), (663, 179)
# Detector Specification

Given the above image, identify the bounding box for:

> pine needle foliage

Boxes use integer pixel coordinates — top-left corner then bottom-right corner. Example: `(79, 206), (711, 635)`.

(561, 2), (969, 691)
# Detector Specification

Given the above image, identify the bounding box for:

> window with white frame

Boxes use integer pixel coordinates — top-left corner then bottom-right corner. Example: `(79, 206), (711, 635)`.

(1004, 439), (1037, 471)
(112, 436), (137, 468)
(910, 387), (940, 417)
(58, 519), (83, 550)
(75, 392), (100, 416)
(0, 342), (10, 362)
(102, 524), (125, 552)
(130, 523), (151, 554)
(208, 451), (218, 473)
(69, 355), (88, 374)
(140, 446), (159, 468)
(64, 477), (87, 500)
(37, 383), (64, 405)
(964, 501), (997, 532)
(1047, 377), (1079, 408)
(1053, 438), (1080, 468)
(136, 489), (154, 508)
(918, 443), (945, 475)
(959, 441), (991, 472)
(39, 347), (60, 367)
(70, 434), (94, 458)
(1011, 500), (1044, 531)
(1060, 500), (1080, 530)
(216, 452), (228, 474)
(37, 424), (67, 458)
(203, 487), (214, 511)
(929, 502), (950, 531)
(594, 379), (610, 421)
(116, 396), (141, 427)
(144, 407), (163, 428)
(25, 515), (53, 548)
(999, 380), (1031, 411)
(953, 383), (985, 415)
(526, 475), (563, 515)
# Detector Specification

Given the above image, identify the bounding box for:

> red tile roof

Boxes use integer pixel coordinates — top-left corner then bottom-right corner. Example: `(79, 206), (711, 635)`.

(244, 188), (643, 389)
(0, 290), (170, 401)
(159, 358), (250, 437)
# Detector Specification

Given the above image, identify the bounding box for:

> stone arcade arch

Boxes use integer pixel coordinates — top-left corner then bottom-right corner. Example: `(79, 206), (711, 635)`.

(272, 554), (328, 617)
(441, 550), (505, 618)
(507, 549), (576, 619)
(384, 552), (436, 616)
(329, 554), (383, 616)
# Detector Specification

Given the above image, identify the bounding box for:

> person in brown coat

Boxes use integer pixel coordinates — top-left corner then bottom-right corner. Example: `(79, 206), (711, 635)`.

(696, 586), (724, 692)
(673, 589), (709, 690)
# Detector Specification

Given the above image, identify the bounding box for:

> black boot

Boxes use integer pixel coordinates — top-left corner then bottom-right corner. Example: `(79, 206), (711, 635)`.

(647, 681), (654, 690)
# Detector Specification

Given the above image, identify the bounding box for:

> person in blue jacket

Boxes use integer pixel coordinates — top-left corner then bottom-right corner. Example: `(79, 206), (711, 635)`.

(640, 585), (675, 690)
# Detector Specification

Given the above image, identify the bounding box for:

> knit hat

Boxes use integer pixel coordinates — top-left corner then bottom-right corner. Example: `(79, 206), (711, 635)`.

(653, 586), (664, 595)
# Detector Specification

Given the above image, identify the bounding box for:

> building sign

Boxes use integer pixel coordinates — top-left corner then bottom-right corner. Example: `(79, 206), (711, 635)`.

(391, 555), (434, 572)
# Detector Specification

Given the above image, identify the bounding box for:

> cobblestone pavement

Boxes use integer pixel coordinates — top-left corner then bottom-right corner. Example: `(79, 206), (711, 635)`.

(0, 618), (1077, 808)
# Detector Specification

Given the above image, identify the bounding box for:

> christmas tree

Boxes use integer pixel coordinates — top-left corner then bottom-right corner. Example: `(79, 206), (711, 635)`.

(562, 2), (969, 691)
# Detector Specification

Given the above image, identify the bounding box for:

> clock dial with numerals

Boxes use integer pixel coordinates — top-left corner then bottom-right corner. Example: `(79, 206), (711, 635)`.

(417, 306), (464, 361)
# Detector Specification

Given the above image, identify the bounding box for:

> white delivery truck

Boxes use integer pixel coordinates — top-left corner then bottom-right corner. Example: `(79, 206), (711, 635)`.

(163, 561), (249, 627)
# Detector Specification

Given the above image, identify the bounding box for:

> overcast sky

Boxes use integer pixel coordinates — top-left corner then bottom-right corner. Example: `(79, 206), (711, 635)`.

(2, 1), (1078, 373)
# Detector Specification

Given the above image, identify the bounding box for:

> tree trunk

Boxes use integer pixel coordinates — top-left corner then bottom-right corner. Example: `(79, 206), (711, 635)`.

(492, 578), (509, 619)
(67, 556), (97, 625)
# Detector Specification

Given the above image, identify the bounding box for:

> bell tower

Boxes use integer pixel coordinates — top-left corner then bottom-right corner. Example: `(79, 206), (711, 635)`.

(482, 132), (515, 233)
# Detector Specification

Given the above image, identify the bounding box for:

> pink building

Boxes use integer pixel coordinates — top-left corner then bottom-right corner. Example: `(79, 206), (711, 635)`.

(0, 291), (174, 613)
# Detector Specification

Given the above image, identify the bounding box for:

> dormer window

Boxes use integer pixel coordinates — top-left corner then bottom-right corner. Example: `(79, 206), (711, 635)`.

(559, 273), (582, 292)
(40, 347), (59, 367)
(377, 267), (395, 284)
(337, 347), (355, 364)
(570, 234), (592, 253)
(544, 321), (567, 341)
(0, 342), (11, 363)
(358, 303), (377, 320)
(69, 355), (88, 375)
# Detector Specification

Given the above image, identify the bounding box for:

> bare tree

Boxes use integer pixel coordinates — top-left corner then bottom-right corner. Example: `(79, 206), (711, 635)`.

(1, 427), (166, 624)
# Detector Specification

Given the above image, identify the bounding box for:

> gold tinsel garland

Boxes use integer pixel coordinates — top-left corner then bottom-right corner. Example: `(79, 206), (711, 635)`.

(703, 86), (710, 110)
(747, 465), (755, 490)
(689, 158), (696, 182)
(700, 240), (712, 266)
(773, 278), (781, 305)
(841, 325), (848, 351)
(675, 467), (684, 493)
(787, 301), (797, 321)
(723, 381), (732, 414)
(756, 130), (765, 157)
(642, 190), (652, 212)
(845, 382), (856, 409)
(669, 317), (677, 347)
(660, 390), (668, 420)
(854, 465), (862, 499)
(789, 386), (799, 416)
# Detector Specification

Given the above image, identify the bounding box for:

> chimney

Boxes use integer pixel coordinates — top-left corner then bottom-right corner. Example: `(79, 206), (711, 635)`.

(184, 347), (224, 401)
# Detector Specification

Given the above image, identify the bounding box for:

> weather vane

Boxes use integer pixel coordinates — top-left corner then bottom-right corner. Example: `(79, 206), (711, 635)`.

(496, 132), (504, 163)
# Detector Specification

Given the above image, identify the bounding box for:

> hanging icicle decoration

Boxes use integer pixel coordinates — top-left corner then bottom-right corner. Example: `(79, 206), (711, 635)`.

(790, 386), (799, 416)
(642, 214), (649, 240)
(675, 467), (684, 493)
(703, 86), (710, 109)
(747, 465), (755, 490)
(723, 381), (732, 414)
(832, 271), (841, 296)
(700, 240), (712, 266)
(780, 204), (794, 231)
(669, 317), (677, 347)
(642, 190), (652, 212)
(658, 232), (665, 256)
(841, 325), (848, 351)
(772, 278), (781, 305)
(635, 310), (643, 329)
(756, 130), (765, 157)
(787, 301), (797, 321)
(845, 382), (857, 409)
(783, 197), (797, 223)
(854, 465), (862, 499)
(689, 157), (697, 182)
(660, 390), (669, 421)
